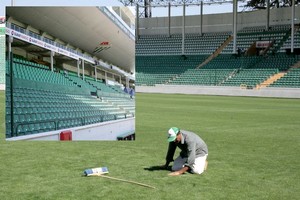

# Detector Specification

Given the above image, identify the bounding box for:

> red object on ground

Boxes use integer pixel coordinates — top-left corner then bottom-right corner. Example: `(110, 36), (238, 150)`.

(60, 130), (72, 141)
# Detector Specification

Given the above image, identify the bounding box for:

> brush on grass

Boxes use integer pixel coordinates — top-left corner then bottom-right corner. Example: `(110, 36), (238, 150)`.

(84, 167), (156, 189)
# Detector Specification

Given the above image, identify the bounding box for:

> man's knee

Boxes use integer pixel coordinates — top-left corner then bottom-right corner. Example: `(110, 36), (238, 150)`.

(192, 157), (208, 174)
(191, 167), (204, 174)
(171, 164), (183, 171)
(172, 157), (187, 171)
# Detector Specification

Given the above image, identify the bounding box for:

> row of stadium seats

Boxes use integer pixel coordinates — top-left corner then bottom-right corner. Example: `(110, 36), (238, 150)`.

(270, 68), (300, 88)
(84, 76), (126, 95)
(6, 86), (133, 137)
(136, 32), (230, 55)
(136, 55), (207, 74)
(101, 96), (135, 115)
(13, 56), (49, 70)
(169, 69), (234, 85)
(136, 53), (300, 88)
(280, 30), (300, 51)
(65, 72), (98, 93)
(6, 58), (135, 138)
(136, 23), (300, 88)
(136, 73), (175, 86)
(238, 25), (290, 33)
(14, 63), (75, 86)
(136, 25), (293, 56)
(201, 54), (262, 69)
(222, 30), (288, 54)
(221, 68), (279, 87)
(136, 55), (207, 86)
(252, 53), (299, 71)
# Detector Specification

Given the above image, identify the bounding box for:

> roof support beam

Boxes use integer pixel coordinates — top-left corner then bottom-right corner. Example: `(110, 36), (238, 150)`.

(232, 0), (237, 54)
(182, 3), (186, 55)
(291, 0), (295, 53)
(266, 0), (270, 30)
(200, 1), (203, 36)
(168, 3), (171, 37)
(50, 51), (55, 72)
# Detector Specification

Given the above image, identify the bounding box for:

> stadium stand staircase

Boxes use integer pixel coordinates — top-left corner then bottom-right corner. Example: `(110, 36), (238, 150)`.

(256, 72), (286, 89)
(197, 35), (233, 69)
(269, 68), (300, 88)
(272, 28), (292, 53)
(223, 53), (300, 88)
(267, 57), (300, 88)
(221, 68), (279, 88)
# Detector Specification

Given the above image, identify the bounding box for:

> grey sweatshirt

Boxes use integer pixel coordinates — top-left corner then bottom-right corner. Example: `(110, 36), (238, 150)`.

(166, 130), (208, 167)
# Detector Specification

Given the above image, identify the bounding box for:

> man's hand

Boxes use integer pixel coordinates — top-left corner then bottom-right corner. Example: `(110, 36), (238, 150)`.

(168, 166), (189, 176)
(168, 171), (182, 176)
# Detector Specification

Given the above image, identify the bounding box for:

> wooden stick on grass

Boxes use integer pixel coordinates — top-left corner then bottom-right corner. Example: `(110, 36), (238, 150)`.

(99, 175), (156, 189)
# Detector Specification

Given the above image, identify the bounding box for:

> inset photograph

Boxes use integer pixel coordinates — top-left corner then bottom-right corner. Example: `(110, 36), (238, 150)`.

(5, 7), (135, 141)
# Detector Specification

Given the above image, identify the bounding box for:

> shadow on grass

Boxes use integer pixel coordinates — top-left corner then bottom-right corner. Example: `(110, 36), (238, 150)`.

(143, 165), (172, 172)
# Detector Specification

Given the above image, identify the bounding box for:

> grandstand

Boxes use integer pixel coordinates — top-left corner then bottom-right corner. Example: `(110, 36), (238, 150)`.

(135, 5), (300, 98)
(0, 22), (4, 90)
(5, 7), (136, 140)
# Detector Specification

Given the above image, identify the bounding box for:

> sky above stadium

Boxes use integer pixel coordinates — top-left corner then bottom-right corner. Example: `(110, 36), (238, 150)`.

(0, 0), (246, 17)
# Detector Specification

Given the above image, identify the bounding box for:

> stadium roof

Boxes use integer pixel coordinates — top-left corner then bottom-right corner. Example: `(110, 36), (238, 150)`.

(119, 0), (244, 6)
(6, 7), (135, 74)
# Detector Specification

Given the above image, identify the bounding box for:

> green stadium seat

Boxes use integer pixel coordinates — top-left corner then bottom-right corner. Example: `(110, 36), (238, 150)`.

(6, 68), (135, 137)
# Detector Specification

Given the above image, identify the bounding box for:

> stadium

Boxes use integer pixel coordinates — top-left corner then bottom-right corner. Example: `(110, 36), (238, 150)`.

(135, 1), (300, 97)
(4, 7), (136, 141)
(0, 1), (299, 200)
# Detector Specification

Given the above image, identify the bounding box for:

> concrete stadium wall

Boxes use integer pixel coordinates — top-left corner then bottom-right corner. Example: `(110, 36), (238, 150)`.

(138, 6), (300, 35)
(136, 85), (300, 99)
(6, 117), (135, 141)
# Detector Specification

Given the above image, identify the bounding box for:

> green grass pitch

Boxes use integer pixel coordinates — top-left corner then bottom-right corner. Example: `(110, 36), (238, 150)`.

(0, 91), (300, 199)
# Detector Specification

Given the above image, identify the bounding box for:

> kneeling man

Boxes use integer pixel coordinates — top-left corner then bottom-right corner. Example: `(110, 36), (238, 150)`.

(162, 127), (208, 176)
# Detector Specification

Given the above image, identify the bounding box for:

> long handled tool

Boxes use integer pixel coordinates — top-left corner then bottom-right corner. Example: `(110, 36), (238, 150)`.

(98, 174), (156, 189)
(84, 167), (155, 189)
